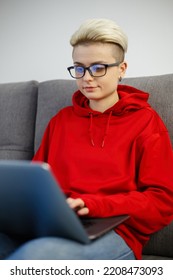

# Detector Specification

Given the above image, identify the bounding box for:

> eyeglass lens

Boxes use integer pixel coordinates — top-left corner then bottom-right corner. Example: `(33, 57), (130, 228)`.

(73, 64), (106, 78)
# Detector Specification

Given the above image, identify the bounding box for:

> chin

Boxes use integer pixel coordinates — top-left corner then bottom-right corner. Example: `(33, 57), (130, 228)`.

(84, 93), (101, 100)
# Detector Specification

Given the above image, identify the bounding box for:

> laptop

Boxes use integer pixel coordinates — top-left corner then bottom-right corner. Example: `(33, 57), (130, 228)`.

(0, 160), (129, 244)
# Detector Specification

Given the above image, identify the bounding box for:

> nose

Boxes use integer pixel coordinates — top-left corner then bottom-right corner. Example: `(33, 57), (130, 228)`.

(82, 69), (94, 81)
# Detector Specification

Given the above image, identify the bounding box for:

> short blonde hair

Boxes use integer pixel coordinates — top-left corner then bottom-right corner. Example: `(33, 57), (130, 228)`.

(70, 18), (128, 55)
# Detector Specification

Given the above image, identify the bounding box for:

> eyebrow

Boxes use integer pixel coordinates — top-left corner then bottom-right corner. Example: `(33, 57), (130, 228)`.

(73, 61), (107, 66)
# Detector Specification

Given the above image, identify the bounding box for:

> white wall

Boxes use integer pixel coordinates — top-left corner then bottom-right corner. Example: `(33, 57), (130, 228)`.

(0, 0), (173, 83)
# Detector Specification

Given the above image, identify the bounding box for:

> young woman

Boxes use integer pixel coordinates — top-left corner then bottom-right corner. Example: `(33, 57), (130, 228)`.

(5, 18), (173, 260)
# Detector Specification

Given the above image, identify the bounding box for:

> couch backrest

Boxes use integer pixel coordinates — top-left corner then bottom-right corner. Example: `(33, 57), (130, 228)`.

(123, 74), (173, 145)
(34, 74), (173, 152)
(0, 81), (38, 160)
(34, 79), (77, 151)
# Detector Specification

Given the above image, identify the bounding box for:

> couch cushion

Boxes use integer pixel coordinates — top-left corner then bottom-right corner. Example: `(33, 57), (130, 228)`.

(34, 79), (77, 152)
(142, 221), (173, 258)
(123, 73), (173, 146)
(0, 81), (38, 160)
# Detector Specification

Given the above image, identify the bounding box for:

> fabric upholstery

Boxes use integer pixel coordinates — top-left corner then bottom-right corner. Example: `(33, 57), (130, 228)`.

(123, 74), (173, 144)
(0, 81), (38, 159)
(34, 79), (77, 152)
(142, 220), (173, 258)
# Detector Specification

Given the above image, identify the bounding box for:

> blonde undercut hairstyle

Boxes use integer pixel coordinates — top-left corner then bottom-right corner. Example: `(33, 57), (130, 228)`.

(70, 18), (128, 61)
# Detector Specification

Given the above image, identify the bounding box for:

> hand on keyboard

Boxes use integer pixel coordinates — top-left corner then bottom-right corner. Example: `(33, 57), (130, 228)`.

(66, 197), (89, 216)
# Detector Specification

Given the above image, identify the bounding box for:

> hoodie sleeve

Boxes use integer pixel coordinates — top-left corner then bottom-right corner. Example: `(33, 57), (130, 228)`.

(73, 131), (173, 235)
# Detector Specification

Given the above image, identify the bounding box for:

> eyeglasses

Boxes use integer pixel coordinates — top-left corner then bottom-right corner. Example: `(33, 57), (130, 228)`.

(67, 62), (121, 79)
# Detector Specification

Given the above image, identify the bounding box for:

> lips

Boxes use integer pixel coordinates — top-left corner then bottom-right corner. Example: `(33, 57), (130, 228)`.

(83, 86), (97, 91)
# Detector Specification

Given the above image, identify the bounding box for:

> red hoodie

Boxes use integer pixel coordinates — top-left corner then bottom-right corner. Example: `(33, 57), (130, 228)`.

(33, 84), (173, 259)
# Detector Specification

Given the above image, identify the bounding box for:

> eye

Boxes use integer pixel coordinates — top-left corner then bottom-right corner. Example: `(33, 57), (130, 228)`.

(91, 64), (105, 73)
(74, 66), (84, 74)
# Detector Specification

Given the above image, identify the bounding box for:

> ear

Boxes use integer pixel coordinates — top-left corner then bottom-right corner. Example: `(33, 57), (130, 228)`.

(119, 61), (128, 80)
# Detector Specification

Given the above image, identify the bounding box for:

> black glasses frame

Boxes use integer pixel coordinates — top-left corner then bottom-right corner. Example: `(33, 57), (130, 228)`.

(67, 62), (121, 79)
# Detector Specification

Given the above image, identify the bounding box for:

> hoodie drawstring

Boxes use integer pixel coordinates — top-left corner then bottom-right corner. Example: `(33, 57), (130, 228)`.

(89, 111), (113, 148)
(89, 113), (95, 147)
(102, 110), (112, 148)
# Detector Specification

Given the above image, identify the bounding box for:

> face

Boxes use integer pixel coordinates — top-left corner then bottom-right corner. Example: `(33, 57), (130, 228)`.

(72, 42), (127, 111)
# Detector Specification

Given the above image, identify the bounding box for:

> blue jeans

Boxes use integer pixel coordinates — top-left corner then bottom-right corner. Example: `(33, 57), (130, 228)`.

(2, 230), (135, 260)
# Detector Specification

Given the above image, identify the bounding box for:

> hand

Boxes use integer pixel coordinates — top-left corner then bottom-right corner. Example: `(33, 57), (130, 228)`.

(66, 197), (89, 216)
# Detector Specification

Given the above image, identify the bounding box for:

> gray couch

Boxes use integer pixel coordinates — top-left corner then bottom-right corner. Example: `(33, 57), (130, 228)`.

(0, 74), (173, 259)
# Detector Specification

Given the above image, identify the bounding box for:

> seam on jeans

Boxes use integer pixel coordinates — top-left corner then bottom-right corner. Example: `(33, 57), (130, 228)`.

(116, 249), (135, 260)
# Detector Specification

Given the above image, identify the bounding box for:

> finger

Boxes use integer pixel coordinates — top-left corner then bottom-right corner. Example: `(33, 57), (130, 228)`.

(66, 198), (84, 210)
(66, 197), (74, 206)
(77, 207), (89, 216)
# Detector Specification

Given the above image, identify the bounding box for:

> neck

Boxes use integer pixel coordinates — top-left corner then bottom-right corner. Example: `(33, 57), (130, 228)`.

(89, 93), (119, 113)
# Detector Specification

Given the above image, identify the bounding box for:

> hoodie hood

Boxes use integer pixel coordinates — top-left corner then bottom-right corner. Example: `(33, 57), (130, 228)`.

(72, 84), (150, 116)
(72, 84), (150, 147)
